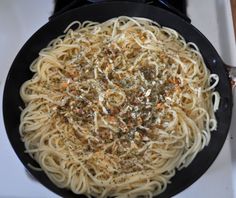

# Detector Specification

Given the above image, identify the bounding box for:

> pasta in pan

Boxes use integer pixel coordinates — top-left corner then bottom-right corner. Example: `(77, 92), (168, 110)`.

(20, 16), (220, 198)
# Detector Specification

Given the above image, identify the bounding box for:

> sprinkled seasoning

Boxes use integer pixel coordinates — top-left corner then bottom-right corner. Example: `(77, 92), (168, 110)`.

(145, 89), (152, 97)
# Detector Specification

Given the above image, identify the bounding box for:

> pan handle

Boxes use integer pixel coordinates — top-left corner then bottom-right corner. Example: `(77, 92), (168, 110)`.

(49, 0), (80, 21)
(50, 0), (192, 23)
(156, 0), (191, 23)
(225, 64), (236, 87)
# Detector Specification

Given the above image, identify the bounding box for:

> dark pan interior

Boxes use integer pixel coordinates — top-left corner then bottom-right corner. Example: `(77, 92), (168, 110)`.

(3, 2), (232, 198)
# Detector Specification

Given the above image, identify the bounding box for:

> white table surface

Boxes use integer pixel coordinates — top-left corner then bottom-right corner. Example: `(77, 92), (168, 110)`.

(0, 0), (235, 197)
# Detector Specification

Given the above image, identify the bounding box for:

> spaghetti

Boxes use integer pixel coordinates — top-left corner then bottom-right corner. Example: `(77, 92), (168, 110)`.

(20, 16), (220, 198)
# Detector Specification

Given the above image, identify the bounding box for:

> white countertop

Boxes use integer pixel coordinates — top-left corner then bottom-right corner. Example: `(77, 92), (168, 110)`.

(0, 0), (235, 197)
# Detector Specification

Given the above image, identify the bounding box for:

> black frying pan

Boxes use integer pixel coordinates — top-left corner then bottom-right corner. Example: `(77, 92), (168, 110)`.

(3, 1), (233, 198)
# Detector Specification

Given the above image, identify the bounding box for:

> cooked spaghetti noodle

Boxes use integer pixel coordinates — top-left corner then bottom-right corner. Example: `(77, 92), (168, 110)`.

(20, 17), (220, 198)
